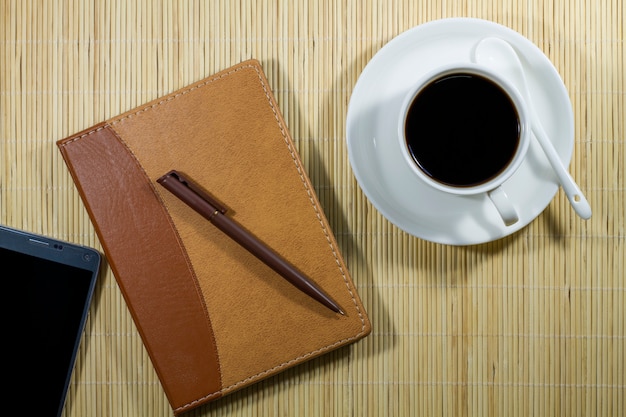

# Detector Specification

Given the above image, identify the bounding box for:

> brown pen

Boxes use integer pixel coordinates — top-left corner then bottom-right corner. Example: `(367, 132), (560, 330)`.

(157, 170), (344, 315)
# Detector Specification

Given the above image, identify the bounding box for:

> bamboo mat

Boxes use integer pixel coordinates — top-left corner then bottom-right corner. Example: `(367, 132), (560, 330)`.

(1, 1), (624, 416)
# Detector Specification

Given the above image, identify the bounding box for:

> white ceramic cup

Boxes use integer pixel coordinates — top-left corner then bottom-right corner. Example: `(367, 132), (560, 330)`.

(397, 63), (531, 226)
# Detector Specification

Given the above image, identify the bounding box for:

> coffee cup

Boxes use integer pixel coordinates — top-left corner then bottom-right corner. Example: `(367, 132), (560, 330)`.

(397, 63), (531, 226)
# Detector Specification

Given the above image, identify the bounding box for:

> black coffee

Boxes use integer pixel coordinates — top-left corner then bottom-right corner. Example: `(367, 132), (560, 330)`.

(405, 72), (520, 187)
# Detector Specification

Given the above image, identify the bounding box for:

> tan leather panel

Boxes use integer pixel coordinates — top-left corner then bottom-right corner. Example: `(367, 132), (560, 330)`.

(58, 60), (370, 413)
(57, 124), (223, 413)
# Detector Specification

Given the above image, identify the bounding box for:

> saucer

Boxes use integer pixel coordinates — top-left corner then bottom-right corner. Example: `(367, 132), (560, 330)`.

(346, 18), (574, 245)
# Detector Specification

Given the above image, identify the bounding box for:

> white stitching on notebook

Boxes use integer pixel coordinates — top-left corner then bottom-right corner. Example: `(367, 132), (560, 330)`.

(58, 126), (107, 146)
(60, 63), (368, 412)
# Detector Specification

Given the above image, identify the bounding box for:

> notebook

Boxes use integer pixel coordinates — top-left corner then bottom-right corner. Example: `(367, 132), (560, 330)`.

(1, 225), (101, 417)
(56, 59), (371, 415)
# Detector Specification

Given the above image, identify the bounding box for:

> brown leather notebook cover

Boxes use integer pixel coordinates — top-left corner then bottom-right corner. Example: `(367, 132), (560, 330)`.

(57, 60), (371, 415)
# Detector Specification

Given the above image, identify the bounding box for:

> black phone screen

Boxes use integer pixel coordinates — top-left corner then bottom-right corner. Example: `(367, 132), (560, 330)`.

(1, 228), (100, 417)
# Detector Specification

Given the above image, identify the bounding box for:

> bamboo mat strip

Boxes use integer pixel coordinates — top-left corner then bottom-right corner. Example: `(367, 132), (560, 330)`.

(1, 1), (624, 416)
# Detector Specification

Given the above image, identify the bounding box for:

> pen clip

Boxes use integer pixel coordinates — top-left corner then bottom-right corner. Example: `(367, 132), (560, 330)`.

(161, 170), (227, 214)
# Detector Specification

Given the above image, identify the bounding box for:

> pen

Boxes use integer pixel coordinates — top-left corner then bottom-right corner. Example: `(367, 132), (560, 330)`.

(157, 170), (345, 315)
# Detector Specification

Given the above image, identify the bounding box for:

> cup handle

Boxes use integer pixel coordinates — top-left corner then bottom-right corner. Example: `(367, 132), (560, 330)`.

(488, 186), (519, 226)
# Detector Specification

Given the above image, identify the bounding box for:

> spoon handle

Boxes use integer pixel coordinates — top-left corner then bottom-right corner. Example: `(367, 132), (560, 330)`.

(473, 36), (591, 220)
(531, 121), (592, 219)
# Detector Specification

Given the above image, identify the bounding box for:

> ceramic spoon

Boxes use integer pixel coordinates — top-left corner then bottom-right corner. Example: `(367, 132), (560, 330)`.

(473, 37), (592, 220)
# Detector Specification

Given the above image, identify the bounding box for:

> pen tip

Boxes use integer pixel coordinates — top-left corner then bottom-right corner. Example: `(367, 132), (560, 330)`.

(338, 308), (345, 316)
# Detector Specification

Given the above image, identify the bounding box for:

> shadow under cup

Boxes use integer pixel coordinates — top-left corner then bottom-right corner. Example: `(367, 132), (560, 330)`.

(403, 69), (523, 190)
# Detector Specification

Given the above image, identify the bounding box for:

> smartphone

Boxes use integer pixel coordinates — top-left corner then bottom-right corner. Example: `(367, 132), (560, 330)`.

(0, 225), (101, 417)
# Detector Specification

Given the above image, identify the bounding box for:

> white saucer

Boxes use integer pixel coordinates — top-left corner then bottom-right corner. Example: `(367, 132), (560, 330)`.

(346, 18), (574, 245)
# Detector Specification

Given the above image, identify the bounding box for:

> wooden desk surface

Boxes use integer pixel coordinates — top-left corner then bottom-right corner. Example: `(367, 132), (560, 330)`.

(1, 1), (623, 416)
